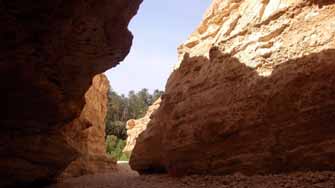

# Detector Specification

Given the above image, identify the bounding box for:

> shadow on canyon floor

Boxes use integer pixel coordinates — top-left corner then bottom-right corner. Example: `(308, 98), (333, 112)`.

(131, 48), (335, 176)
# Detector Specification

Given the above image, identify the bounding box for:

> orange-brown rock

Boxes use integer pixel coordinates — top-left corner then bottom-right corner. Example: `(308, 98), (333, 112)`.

(130, 0), (335, 176)
(0, 0), (142, 187)
(123, 98), (161, 155)
(60, 74), (115, 179)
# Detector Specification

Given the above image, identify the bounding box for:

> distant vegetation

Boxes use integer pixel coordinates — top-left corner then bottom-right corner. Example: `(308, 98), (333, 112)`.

(106, 135), (129, 161)
(105, 88), (163, 160)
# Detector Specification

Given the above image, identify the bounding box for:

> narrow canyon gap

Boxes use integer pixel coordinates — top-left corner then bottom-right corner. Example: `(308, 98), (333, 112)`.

(1, 0), (335, 187)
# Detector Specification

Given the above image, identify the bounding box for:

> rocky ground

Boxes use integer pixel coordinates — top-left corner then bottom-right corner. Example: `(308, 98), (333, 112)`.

(48, 164), (335, 188)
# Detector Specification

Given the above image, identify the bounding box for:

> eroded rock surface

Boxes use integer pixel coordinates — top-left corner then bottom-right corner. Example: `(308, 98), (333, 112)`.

(130, 0), (335, 176)
(123, 98), (161, 155)
(60, 74), (115, 179)
(0, 0), (142, 187)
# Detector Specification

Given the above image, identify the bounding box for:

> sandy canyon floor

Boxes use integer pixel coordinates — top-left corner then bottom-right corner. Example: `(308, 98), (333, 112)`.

(48, 164), (335, 188)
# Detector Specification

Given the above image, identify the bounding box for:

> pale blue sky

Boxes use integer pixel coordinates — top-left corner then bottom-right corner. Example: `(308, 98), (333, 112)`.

(105, 0), (212, 95)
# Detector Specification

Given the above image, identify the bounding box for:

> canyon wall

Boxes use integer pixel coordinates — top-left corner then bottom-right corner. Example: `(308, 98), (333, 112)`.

(123, 98), (161, 155)
(60, 74), (115, 179)
(130, 0), (335, 176)
(0, 0), (142, 187)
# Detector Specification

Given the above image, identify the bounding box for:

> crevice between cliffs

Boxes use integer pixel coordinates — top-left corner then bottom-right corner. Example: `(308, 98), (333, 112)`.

(1, 0), (335, 187)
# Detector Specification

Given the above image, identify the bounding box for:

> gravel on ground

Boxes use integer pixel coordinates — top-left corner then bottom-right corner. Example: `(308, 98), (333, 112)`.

(48, 164), (335, 188)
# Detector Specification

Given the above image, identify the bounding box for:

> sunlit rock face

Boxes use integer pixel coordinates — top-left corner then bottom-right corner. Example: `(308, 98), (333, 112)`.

(0, 0), (142, 187)
(130, 0), (335, 176)
(60, 74), (115, 179)
(123, 98), (161, 155)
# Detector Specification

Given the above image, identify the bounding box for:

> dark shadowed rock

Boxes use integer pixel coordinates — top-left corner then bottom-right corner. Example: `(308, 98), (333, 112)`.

(0, 0), (142, 187)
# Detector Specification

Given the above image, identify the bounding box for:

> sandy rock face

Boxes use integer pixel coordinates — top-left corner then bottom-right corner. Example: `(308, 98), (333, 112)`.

(130, 0), (335, 176)
(0, 0), (142, 186)
(60, 74), (115, 179)
(123, 99), (161, 155)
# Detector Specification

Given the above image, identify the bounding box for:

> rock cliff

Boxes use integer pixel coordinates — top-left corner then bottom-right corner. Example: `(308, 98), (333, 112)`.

(0, 0), (142, 187)
(60, 74), (115, 179)
(123, 98), (161, 155)
(130, 0), (335, 176)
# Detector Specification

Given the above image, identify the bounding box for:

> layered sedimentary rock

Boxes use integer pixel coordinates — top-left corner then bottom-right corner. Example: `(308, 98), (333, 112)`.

(60, 74), (115, 179)
(0, 0), (142, 187)
(123, 98), (161, 155)
(131, 0), (335, 176)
